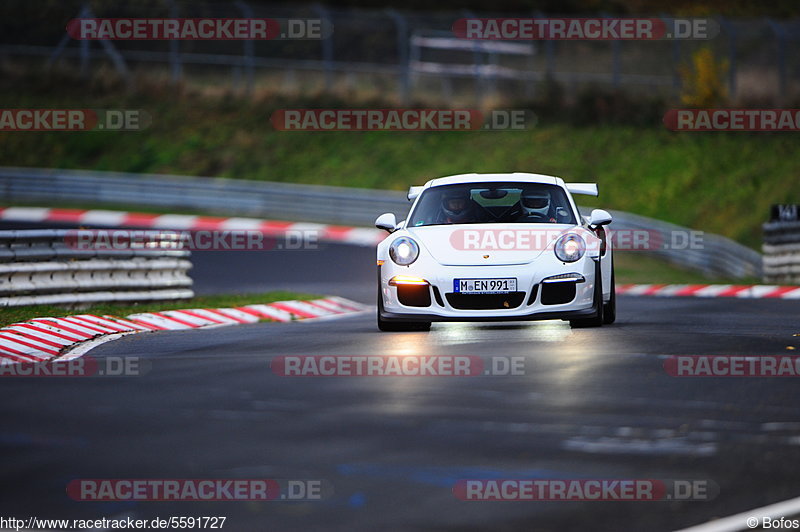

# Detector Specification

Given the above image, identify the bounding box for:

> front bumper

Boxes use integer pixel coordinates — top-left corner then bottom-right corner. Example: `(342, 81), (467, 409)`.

(379, 255), (598, 322)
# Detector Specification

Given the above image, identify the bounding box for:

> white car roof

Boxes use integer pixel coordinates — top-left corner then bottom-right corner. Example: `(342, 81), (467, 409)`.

(425, 173), (565, 188)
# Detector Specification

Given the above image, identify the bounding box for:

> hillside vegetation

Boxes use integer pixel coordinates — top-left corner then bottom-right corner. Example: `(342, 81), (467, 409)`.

(1, 77), (798, 249)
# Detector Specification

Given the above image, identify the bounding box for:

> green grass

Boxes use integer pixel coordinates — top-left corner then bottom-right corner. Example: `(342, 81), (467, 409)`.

(2, 76), (798, 251)
(0, 291), (319, 328)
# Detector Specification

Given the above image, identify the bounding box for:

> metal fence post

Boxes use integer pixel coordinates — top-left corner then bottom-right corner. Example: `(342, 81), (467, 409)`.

(80, 6), (131, 84)
(79, 6), (90, 78)
(48, 4), (90, 70)
(534, 11), (555, 87)
(462, 10), (484, 106)
(409, 32), (421, 99)
(236, 0), (256, 96)
(717, 17), (738, 98)
(661, 15), (682, 94)
(314, 3), (334, 92)
(602, 13), (621, 89)
(545, 39), (555, 82)
(166, 0), (183, 83)
(386, 9), (410, 105)
(767, 19), (787, 102)
(672, 39), (681, 93)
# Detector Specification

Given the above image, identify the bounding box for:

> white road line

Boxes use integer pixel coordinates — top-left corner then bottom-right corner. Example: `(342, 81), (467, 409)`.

(675, 495), (800, 531)
(60, 331), (140, 360)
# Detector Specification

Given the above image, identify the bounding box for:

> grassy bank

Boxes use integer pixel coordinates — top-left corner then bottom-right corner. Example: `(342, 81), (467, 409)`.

(0, 291), (320, 328)
(2, 75), (798, 249)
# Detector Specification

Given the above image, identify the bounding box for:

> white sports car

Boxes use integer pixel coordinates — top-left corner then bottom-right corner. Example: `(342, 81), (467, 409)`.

(375, 173), (615, 331)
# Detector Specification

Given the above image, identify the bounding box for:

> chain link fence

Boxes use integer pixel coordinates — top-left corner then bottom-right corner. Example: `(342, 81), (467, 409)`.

(1, 1), (799, 105)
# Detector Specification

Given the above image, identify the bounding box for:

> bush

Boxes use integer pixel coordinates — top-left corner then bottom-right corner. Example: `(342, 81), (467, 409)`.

(679, 47), (729, 107)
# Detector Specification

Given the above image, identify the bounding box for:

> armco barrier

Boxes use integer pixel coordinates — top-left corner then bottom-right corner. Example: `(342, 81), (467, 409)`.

(0, 167), (762, 280)
(0, 167), (405, 227)
(0, 229), (193, 307)
(763, 205), (800, 283)
(608, 210), (762, 280)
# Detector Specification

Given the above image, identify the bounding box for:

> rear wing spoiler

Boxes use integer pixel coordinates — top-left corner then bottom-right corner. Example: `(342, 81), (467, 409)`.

(408, 186), (424, 201)
(566, 183), (598, 196)
(410, 183), (597, 199)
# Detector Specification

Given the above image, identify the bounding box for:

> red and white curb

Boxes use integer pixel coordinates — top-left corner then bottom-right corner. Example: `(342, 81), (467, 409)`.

(0, 296), (367, 364)
(0, 206), (385, 247)
(616, 284), (800, 299)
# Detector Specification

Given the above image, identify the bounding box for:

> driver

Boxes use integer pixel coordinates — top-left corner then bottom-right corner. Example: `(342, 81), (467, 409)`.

(440, 189), (475, 224)
(520, 190), (556, 222)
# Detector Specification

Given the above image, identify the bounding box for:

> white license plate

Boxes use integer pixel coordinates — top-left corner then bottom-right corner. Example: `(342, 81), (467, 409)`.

(454, 278), (517, 294)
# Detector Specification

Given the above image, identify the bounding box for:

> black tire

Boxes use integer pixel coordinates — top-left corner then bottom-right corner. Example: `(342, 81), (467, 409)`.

(377, 293), (431, 332)
(569, 260), (604, 328)
(602, 257), (616, 325)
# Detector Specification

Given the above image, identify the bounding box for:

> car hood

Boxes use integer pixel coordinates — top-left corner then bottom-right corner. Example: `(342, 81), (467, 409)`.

(406, 223), (579, 266)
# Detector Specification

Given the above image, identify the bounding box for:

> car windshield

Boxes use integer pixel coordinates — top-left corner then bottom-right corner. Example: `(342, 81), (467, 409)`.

(408, 182), (577, 226)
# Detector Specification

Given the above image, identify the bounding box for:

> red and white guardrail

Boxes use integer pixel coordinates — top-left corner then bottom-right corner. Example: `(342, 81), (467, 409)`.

(616, 284), (800, 299)
(0, 206), (385, 246)
(0, 296), (367, 364)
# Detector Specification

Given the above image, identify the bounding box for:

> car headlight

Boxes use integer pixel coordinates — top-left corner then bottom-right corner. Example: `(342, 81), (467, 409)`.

(389, 237), (419, 266)
(554, 234), (585, 263)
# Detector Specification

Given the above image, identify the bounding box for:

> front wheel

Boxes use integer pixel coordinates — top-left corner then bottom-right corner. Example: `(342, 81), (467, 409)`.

(569, 260), (604, 328)
(602, 258), (616, 324)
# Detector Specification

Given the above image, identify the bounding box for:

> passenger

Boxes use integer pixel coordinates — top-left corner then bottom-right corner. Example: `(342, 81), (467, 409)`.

(439, 190), (477, 224)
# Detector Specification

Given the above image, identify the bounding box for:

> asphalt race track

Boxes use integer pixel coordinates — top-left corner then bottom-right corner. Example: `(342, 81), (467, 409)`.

(2, 221), (800, 531)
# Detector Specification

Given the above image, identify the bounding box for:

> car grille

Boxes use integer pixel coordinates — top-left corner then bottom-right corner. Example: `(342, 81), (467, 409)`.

(445, 292), (526, 310)
(540, 282), (577, 305)
(397, 284), (431, 307)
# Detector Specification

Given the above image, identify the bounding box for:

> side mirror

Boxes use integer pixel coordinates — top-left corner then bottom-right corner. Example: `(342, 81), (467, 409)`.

(589, 209), (612, 227)
(408, 186), (424, 201)
(375, 213), (397, 232)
